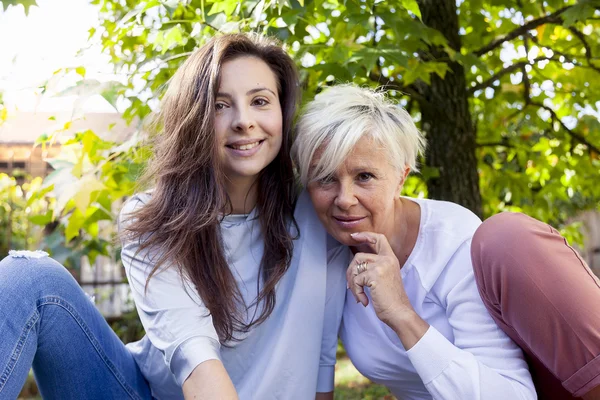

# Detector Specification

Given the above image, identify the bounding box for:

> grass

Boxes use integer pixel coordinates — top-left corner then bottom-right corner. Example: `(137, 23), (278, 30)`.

(334, 342), (396, 400)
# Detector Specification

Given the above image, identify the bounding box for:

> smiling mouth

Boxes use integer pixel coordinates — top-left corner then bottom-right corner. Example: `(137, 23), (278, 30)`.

(334, 216), (365, 222)
(226, 140), (264, 151)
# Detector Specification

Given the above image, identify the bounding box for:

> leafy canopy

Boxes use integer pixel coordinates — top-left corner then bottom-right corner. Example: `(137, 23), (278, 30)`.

(3, 0), (599, 257)
(91, 0), (600, 225)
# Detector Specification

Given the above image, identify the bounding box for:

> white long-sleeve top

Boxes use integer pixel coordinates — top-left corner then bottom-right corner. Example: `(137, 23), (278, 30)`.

(340, 197), (537, 400)
(119, 191), (347, 400)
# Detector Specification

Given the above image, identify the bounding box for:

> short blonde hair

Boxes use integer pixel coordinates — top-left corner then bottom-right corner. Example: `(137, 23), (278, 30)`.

(292, 84), (426, 186)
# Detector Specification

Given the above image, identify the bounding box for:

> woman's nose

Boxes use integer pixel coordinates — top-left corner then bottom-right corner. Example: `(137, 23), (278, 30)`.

(333, 183), (357, 210)
(232, 106), (255, 132)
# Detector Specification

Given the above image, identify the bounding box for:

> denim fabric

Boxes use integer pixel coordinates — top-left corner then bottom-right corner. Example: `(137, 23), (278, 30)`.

(0, 253), (152, 400)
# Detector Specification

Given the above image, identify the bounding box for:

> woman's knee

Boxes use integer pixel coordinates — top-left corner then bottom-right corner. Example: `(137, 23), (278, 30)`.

(470, 212), (544, 300)
(0, 251), (79, 299)
(472, 212), (537, 256)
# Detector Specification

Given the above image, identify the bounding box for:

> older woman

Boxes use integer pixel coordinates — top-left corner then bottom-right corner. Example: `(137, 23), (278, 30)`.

(292, 84), (536, 400)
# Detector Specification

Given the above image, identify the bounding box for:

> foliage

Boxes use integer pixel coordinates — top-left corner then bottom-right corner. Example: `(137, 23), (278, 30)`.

(0, 174), (49, 257)
(3, 0), (596, 266)
(0, 0), (38, 15)
(84, 0), (600, 229)
(109, 308), (147, 344)
(26, 126), (147, 269)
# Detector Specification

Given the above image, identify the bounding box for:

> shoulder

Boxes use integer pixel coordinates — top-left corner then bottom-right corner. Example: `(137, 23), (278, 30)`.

(293, 190), (316, 220)
(118, 191), (153, 231)
(412, 197), (481, 245)
(407, 198), (482, 291)
(293, 190), (327, 237)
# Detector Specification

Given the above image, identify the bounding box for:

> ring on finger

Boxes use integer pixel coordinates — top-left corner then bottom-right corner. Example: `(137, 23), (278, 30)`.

(356, 261), (368, 274)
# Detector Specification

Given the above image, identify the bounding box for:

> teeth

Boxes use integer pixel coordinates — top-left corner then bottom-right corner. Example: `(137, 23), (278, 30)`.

(231, 141), (260, 150)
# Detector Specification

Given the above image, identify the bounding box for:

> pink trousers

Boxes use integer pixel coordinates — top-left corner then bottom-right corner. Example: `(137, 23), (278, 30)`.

(471, 212), (600, 399)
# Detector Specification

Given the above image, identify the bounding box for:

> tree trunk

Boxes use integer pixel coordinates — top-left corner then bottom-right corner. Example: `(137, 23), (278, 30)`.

(416, 0), (482, 217)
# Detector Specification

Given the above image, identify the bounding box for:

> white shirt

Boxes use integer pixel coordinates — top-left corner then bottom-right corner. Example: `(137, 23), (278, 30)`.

(119, 191), (347, 400)
(340, 198), (537, 400)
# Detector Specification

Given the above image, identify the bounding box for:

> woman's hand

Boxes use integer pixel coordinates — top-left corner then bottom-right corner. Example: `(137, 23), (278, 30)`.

(347, 232), (415, 327)
(348, 232), (429, 350)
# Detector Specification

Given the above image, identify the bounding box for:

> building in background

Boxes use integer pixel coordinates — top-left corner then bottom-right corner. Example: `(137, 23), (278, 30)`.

(0, 111), (135, 178)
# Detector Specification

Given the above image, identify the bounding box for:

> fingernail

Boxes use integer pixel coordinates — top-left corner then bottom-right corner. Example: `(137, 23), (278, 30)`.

(350, 232), (357, 237)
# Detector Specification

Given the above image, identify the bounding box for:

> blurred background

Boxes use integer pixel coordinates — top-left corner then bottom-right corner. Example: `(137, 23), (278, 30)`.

(1, 0), (599, 398)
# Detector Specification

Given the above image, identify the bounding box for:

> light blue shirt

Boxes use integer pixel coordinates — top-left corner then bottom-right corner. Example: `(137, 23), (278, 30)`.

(120, 191), (348, 400)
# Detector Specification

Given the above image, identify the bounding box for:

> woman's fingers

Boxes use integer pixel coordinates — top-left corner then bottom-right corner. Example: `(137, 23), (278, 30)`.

(352, 273), (369, 306)
(347, 248), (406, 317)
(350, 231), (395, 256)
(347, 256), (375, 307)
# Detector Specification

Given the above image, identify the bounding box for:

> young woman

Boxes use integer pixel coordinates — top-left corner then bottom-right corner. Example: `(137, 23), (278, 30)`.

(0, 33), (347, 400)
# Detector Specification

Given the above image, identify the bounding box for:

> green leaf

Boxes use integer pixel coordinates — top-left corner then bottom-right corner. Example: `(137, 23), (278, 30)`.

(65, 209), (85, 242)
(72, 176), (105, 212)
(1, 0), (38, 14)
(400, 0), (421, 20)
(162, 25), (185, 54)
(208, 0), (239, 16)
(425, 61), (452, 79)
(562, 2), (596, 27)
(403, 61), (431, 85)
(28, 210), (53, 226)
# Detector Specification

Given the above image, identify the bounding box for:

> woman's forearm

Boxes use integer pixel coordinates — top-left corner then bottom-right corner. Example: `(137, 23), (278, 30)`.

(182, 359), (238, 400)
(388, 310), (430, 350)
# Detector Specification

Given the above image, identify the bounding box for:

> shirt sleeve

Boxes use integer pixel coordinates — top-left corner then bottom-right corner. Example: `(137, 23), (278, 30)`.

(406, 240), (537, 400)
(119, 195), (222, 387)
(316, 238), (350, 393)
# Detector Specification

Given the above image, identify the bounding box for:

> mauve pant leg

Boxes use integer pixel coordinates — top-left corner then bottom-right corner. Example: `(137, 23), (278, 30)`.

(471, 212), (600, 399)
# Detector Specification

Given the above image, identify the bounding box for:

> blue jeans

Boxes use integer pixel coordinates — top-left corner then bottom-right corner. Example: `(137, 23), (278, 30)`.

(0, 252), (152, 399)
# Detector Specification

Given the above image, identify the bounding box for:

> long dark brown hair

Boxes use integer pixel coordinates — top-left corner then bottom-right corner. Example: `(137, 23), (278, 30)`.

(124, 33), (300, 342)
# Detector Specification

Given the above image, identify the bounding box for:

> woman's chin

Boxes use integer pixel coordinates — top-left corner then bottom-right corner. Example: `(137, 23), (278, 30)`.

(331, 231), (359, 247)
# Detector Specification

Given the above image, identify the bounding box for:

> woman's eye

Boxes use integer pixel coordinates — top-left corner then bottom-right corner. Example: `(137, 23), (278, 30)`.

(357, 172), (374, 182)
(317, 175), (335, 185)
(253, 98), (269, 106)
(215, 102), (226, 111)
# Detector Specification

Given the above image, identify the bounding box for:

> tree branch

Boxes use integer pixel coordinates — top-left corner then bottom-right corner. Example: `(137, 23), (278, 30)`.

(471, 41), (600, 95)
(473, 6), (571, 56)
(469, 57), (554, 93)
(522, 36), (531, 104)
(368, 71), (431, 107)
(568, 26), (599, 70)
(530, 34), (600, 74)
(550, 48), (600, 73)
(477, 140), (515, 148)
(373, 3), (383, 75)
(529, 101), (600, 154)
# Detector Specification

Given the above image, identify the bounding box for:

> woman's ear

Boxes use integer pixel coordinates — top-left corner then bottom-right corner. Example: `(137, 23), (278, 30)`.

(397, 166), (411, 195)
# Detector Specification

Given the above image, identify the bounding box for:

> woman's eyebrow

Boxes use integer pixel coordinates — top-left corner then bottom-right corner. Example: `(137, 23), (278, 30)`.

(349, 164), (380, 172)
(247, 87), (276, 96)
(216, 87), (276, 99)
